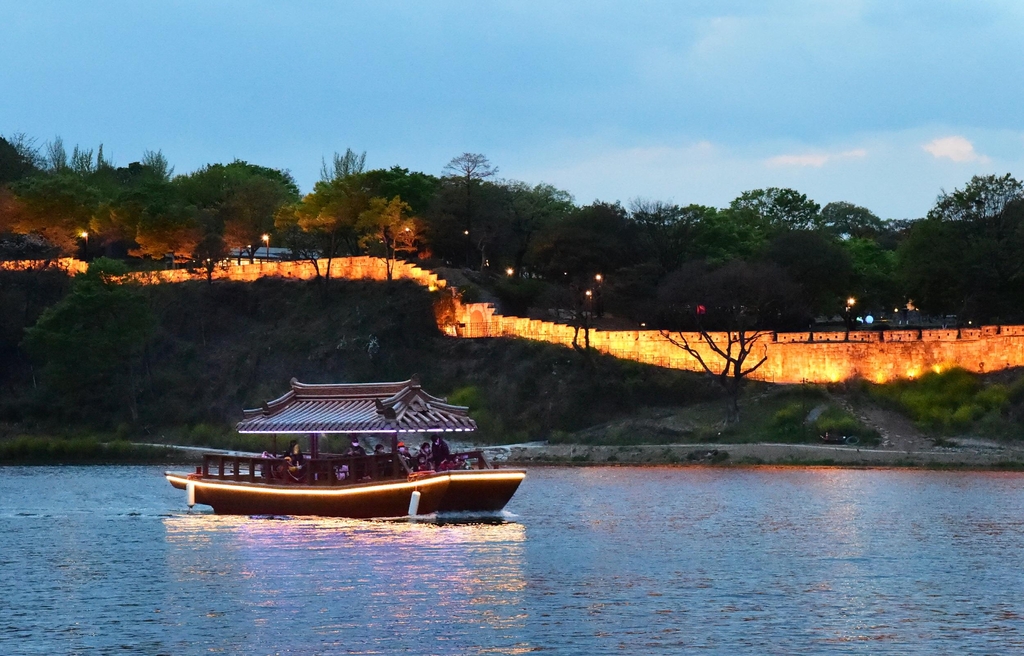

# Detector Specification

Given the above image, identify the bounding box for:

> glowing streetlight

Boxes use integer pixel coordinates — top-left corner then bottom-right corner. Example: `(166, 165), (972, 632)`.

(463, 230), (470, 236)
(594, 273), (602, 282)
(505, 267), (514, 276)
(585, 289), (593, 297)
(79, 231), (89, 259)
(847, 297), (856, 307)
(261, 234), (270, 263)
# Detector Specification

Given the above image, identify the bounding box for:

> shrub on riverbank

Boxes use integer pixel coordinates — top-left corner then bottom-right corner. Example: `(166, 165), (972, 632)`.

(552, 385), (881, 447)
(867, 367), (1024, 435)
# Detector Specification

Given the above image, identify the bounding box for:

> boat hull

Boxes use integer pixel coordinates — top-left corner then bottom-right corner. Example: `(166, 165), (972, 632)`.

(165, 473), (450, 518)
(437, 470), (526, 512)
(165, 469), (526, 518)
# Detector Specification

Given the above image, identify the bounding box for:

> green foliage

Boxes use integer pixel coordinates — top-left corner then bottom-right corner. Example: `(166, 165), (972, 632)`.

(870, 367), (1011, 433)
(729, 187), (822, 234)
(813, 409), (863, 437)
(0, 436), (175, 464)
(22, 258), (155, 425)
(763, 230), (853, 317)
(11, 276), (716, 444)
(764, 388), (877, 444)
(492, 277), (546, 316)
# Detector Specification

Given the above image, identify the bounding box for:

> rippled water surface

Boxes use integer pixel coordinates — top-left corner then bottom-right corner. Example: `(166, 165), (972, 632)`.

(5, 466), (1024, 654)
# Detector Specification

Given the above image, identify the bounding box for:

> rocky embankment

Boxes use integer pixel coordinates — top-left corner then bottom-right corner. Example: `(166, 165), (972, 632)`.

(478, 439), (1024, 468)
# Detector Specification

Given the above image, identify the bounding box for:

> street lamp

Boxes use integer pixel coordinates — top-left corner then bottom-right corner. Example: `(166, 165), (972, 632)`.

(79, 231), (89, 259)
(261, 234), (270, 263)
(847, 297), (856, 308)
(595, 273), (602, 282)
(505, 267), (514, 277)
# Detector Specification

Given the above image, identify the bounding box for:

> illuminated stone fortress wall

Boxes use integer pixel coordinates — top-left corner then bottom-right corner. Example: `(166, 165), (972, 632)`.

(455, 302), (1024, 384)
(0, 256), (446, 289)
(5, 257), (1022, 384)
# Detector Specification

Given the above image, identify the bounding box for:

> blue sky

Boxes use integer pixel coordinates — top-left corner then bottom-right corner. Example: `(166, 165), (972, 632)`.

(2, 0), (1022, 218)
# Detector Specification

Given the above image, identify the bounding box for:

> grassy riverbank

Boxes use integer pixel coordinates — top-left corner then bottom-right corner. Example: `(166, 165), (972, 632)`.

(0, 435), (182, 464)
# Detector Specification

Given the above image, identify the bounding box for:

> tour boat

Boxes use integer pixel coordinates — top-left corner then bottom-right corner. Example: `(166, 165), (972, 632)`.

(164, 377), (525, 518)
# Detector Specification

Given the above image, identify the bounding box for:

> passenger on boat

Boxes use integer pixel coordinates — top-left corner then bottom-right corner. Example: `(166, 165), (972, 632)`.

(397, 442), (413, 469)
(346, 439), (367, 457)
(284, 440), (305, 480)
(416, 442), (432, 471)
(373, 443), (386, 455)
(431, 435), (451, 469)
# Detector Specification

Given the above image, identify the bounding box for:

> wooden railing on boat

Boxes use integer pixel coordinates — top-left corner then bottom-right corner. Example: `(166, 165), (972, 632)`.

(199, 450), (496, 486)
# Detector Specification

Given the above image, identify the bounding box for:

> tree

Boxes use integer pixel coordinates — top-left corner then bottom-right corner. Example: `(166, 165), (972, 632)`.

(530, 202), (638, 280)
(357, 196), (418, 281)
(658, 261), (805, 422)
(274, 212), (325, 278)
(141, 149), (174, 182)
(729, 187), (822, 234)
(629, 199), (689, 271)
(820, 201), (885, 239)
(504, 182), (574, 275)
(762, 230), (853, 319)
(0, 134), (42, 184)
(23, 258), (155, 424)
(321, 148), (366, 184)
(44, 137), (69, 173)
(896, 217), (965, 318)
(930, 174), (1024, 223)
(221, 176), (292, 263)
(271, 150), (368, 281)
(7, 174), (100, 254)
(193, 232), (228, 284)
(898, 175), (1024, 323)
(133, 205), (201, 264)
(689, 204), (762, 263)
(362, 166), (439, 215)
(442, 153), (497, 267)
(842, 237), (899, 317)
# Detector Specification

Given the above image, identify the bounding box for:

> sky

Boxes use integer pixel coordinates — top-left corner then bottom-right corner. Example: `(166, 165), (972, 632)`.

(2, 0), (1023, 219)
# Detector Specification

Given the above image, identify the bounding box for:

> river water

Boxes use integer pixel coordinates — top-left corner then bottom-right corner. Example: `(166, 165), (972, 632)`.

(4, 466), (1024, 654)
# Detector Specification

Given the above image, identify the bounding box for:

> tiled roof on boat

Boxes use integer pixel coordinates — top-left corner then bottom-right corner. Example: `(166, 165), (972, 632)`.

(235, 376), (477, 434)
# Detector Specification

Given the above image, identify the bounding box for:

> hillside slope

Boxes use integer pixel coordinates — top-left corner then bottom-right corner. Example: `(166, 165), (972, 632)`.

(0, 272), (717, 443)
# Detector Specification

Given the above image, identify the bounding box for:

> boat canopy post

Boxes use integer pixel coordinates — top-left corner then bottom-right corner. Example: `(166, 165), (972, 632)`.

(391, 431), (399, 476)
(310, 432), (321, 459)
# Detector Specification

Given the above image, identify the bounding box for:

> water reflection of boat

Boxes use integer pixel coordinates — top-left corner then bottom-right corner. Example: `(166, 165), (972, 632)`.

(164, 377), (525, 518)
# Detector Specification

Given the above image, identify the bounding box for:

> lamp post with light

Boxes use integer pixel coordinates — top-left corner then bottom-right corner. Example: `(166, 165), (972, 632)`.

(262, 233), (270, 264)
(79, 231), (89, 260)
(844, 297), (856, 331)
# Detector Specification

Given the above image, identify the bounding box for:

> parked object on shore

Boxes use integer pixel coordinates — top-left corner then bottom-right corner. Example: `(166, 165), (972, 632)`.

(164, 377), (525, 518)
(820, 431), (859, 446)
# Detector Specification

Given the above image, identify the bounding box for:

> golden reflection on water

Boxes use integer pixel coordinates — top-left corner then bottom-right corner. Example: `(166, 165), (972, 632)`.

(161, 514), (528, 652)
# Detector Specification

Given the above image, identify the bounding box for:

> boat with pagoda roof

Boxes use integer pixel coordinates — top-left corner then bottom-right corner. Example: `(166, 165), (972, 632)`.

(165, 376), (525, 518)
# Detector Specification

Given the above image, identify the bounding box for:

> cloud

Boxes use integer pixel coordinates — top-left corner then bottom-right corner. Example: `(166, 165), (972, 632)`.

(510, 127), (1024, 220)
(922, 136), (990, 163)
(765, 148), (867, 168)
